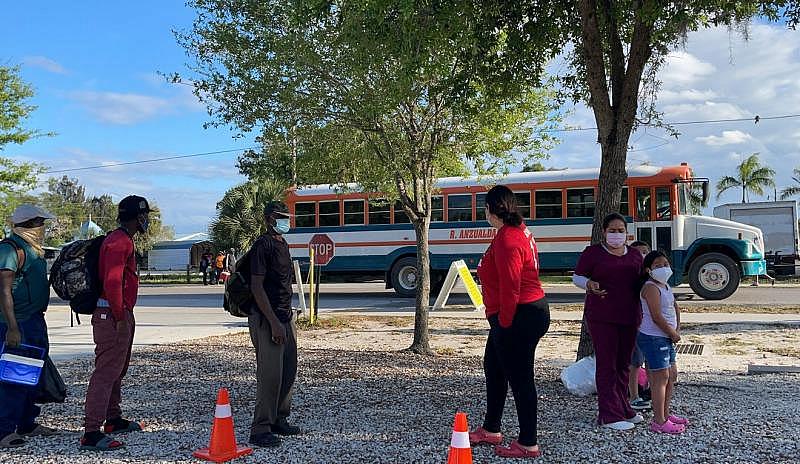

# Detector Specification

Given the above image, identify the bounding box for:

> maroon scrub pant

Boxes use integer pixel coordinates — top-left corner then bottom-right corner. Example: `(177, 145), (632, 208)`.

(83, 308), (135, 432)
(587, 319), (637, 424)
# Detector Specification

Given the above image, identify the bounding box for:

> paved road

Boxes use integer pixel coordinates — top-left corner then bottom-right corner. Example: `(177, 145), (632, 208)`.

(43, 283), (800, 360)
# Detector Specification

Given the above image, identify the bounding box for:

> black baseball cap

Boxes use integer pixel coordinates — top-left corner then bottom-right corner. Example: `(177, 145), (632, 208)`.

(264, 201), (291, 218)
(118, 195), (151, 217)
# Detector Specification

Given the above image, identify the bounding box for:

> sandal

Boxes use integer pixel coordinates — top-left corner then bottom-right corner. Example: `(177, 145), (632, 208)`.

(469, 427), (503, 446)
(650, 420), (685, 435)
(494, 440), (542, 458)
(0, 432), (26, 449)
(18, 424), (60, 437)
(79, 434), (125, 451)
(103, 418), (143, 434)
(668, 415), (690, 426)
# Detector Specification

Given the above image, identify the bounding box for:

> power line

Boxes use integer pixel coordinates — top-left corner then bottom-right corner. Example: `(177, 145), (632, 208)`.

(542, 113), (800, 133)
(45, 147), (257, 174)
(40, 112), (800, 174)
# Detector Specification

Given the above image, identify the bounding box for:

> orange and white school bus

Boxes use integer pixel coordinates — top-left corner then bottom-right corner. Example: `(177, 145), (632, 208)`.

(284, 164), (767, 300)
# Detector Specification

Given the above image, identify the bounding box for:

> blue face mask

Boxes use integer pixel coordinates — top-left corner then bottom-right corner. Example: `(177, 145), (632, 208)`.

(275, 218), (291, 234)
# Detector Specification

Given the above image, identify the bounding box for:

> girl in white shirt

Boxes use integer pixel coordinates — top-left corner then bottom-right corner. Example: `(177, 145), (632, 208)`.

(637, 251), (689, 434)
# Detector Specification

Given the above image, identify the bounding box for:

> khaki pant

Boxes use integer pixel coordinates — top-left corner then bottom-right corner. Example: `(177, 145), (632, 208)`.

(248, 312), (297, 436)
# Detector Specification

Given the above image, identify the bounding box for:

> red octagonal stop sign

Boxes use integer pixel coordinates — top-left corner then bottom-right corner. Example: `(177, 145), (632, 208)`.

(309, 234), (335, 266)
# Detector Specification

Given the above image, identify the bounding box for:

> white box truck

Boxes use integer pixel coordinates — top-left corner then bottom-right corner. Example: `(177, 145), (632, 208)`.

(713, 201), (799, 275)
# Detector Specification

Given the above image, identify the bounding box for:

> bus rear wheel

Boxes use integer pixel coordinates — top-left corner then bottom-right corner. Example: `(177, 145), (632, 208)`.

(391, 257), (418, 298)
(688, 252), (740, 300)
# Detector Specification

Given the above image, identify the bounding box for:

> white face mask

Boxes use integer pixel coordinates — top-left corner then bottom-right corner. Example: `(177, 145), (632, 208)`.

(650, 267), (673, 284)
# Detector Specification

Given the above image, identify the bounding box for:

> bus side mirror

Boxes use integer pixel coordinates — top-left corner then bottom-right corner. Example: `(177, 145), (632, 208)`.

(701, 181), (709, 207)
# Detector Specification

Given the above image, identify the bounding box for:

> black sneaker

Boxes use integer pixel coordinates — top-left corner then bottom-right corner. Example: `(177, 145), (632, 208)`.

(630, 397), (652, 411)
(250, 432), (281, 448)
(273, 421), (303, 436)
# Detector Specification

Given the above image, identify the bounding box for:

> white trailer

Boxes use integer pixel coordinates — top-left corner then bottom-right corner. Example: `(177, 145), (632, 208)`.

(713, 201), (799, 274)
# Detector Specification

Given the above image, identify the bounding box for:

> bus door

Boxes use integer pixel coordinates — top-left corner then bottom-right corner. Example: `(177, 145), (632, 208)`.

(634, 186), (673, 253)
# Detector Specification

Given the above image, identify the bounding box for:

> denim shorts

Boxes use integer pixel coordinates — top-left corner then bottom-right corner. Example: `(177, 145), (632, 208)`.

(636, 332), (676, 371)
(630, 343), (644, 368)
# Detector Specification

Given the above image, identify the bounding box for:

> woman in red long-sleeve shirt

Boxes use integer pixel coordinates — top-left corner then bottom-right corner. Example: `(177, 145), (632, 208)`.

(469, 185), (549, 459)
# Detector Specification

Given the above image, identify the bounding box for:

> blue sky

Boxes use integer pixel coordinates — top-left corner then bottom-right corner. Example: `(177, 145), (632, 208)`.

(2, 2), (799, 234)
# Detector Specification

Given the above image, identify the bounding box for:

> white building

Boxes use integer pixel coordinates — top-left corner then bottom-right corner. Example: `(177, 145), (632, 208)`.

(147, 233), (212, 271)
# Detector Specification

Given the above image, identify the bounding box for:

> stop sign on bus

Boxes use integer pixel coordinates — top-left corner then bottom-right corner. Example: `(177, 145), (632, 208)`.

(309, 234), (335, 266)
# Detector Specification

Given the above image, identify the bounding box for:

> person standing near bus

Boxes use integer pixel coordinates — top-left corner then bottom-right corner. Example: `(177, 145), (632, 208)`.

(572, 213), (644, 431)
(248, 201), (301, 448)
(0, 205), (59, 449)
(469, 185), (549, 459)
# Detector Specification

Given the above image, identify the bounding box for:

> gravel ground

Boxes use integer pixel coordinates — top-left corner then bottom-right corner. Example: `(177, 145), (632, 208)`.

(2, 330), (799, 463)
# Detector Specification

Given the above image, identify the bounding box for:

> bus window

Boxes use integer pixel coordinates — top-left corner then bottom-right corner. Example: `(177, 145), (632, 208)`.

(567, 188), (595, 218)
(295, 202), (316, 228)
(636, 187), (652, 222)
(535, 190), (563, 219)
(344, 199), (365, 225)
(475, 193), (487, 221)
(678, 184), (689, 215)
(319, 200), (341, 227)
(656, 187), (671, 220)
(394, 200), (410, 223)
(368, 199), (391, 224)
(637, 226), (653, 248)
(515, 192), (531, 218)
(620, 187), (629, 217)
(447, 194), (473, 222)
(432, 196), (444, 222)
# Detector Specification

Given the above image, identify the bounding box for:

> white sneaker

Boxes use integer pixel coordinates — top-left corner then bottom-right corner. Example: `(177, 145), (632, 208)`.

(626, 413), (645, 424)
(603, 421), (635, 431)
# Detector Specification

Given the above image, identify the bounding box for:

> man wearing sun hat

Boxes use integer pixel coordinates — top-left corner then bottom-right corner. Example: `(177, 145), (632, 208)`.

(0, 204), (59, 449)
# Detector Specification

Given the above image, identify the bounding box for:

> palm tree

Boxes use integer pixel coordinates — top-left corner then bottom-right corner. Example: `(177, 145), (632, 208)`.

(210, 180), (287, 253)
(779, 168), (800, 200)
(716, 153), (776, 203)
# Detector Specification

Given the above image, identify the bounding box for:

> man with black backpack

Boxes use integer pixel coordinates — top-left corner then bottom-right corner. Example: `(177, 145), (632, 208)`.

(247, 201), (302, 448)
(0, 205), (59, 449)
(79, 196), (150, 452)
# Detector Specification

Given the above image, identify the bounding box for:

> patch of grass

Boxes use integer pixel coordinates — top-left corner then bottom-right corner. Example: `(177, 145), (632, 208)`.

(435, 347), (457, 356)
(296, 316), (354, 331)
(761, 347), (800, 358)
(382, 316), (413, 327)
(716, 347), (747, 356)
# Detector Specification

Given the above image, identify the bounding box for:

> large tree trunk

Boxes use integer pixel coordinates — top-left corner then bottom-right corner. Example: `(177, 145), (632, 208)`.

(408, 216), (433, 354)
(576, 142), (629, 360)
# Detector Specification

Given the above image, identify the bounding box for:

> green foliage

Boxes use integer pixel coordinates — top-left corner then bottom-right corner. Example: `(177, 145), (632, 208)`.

(716, 153), (776, 203)
(40, 176), (88, 245)
(779, 168), (800, 200)
(0, 66), (53, 150)
(0, 157), (45, 235)
(210, 180), (288, 253)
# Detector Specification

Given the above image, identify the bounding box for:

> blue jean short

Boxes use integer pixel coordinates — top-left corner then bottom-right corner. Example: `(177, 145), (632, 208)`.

(636, 332), (676, 371)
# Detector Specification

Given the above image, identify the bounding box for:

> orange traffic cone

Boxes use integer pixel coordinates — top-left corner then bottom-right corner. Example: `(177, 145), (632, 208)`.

(447, 412), (473, 464)
(193, 388), (253, 463)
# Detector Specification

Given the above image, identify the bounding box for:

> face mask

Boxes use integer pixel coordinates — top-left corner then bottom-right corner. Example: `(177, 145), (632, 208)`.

(275, 218), (291, 235)
(650, 267), (673, 284)
(12, 225), (46, 257)
(606, 232), (626, 248)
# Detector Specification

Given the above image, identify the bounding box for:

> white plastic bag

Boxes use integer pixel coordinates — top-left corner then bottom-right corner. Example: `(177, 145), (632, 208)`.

(560, 355), (597, 396)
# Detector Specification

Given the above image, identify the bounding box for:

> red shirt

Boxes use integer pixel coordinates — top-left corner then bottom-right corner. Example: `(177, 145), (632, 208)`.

(99, 229), (139, 321)
(574, 244), (642, 326)
(478, 224), (545, 328)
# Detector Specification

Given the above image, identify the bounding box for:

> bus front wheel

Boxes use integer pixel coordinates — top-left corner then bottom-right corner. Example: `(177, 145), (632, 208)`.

(688, 252), (740, 300)
(390, 257), (418, 298)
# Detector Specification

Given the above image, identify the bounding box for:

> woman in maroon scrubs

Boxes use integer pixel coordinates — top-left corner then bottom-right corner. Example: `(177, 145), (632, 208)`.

(572, 213), (644, 430)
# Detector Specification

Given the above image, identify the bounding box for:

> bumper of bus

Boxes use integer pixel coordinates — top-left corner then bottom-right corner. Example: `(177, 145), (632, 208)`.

(741, 259), (767, 276)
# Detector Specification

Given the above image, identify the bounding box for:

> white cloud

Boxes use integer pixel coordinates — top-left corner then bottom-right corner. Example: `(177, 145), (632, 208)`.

(696, 130), (753, 146)
(22, 56), (68, 74)
(660, 51), (716, 86)
(70, 91), (171, 125)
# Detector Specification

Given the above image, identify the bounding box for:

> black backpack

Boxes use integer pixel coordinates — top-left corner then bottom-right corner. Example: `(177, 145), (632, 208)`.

(223, 247), (254, 317)
(49, 235), (106, 318)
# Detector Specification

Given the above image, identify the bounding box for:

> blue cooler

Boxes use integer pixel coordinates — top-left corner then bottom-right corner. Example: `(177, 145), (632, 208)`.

(0, 343), (45, 387)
